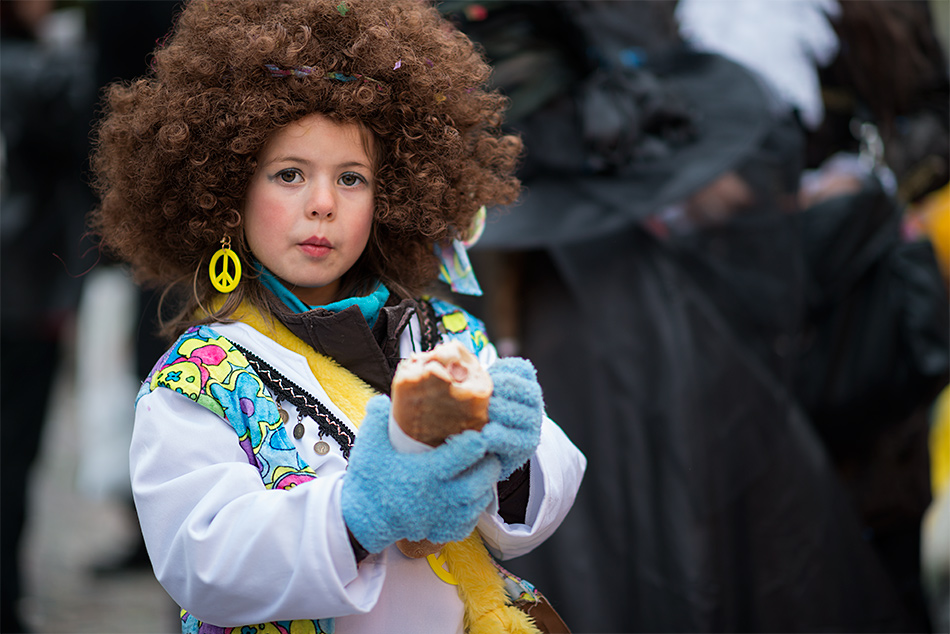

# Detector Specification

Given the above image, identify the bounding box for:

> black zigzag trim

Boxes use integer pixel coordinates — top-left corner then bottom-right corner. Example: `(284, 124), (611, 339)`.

(232, 343), (355, 460)
(418, 298), (440, 352)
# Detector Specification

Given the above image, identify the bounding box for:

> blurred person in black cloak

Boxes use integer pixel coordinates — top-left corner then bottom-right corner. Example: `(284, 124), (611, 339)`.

(0, 1), (95, 631)
(440, 1), (949, 632)
(81, 0), (183, 577)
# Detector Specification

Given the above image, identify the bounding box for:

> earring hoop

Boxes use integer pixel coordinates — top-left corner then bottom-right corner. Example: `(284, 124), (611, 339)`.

(209, 236), (242, 293)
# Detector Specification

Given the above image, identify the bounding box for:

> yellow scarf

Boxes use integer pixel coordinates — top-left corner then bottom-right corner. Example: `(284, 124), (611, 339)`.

(229, 300), (540, 633)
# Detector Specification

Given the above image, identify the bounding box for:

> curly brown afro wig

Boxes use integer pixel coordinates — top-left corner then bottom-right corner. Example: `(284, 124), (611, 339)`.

(90, 0), (522, 335)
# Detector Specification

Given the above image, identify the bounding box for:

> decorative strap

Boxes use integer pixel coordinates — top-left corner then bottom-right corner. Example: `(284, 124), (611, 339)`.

(233, 342), (356, 460)
(427, 296), (491, 356)
(442, 532), (543, 634)
(436, 206), (487, 296)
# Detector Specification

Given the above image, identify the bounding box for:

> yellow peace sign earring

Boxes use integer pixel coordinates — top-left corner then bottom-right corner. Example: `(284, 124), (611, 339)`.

(208, 236), (242, 293)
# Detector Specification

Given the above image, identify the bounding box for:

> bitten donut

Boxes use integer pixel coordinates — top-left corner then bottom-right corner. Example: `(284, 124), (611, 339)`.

(391, 340), (492, 446)
(390, 340), (493, 557)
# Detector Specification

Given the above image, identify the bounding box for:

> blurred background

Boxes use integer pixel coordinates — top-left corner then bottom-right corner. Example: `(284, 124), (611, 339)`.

(1, 1), (948, 633)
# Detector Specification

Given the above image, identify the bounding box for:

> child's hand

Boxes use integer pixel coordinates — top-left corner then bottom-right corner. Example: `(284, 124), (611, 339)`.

(482, 357), (544, 479)
(341, 395), (501, 554)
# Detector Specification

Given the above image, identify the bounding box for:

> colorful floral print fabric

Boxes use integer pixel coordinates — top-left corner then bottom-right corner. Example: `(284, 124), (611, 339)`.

(139, 326), (332, 634)
(141, 325), (318, 491)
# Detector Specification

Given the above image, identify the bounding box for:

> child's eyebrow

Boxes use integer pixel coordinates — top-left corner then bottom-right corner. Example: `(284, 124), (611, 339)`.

(338, 160), (374, 171)
(265, 156), (372, 170)
(264, 155), (312, 166)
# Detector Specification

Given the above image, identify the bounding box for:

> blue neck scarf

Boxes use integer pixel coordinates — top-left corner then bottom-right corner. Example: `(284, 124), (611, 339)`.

(258, 267), (390, 328)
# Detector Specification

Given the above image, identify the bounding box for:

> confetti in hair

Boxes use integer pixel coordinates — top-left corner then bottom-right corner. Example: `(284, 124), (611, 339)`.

(264, 64), (388, 92)
(264, 63), (315, 78)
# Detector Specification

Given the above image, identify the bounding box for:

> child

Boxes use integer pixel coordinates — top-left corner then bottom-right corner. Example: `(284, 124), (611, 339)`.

(89, 1), (586, 633)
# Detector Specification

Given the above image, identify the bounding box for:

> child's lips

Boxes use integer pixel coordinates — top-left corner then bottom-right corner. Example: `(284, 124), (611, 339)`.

(299, 237), (332, 257)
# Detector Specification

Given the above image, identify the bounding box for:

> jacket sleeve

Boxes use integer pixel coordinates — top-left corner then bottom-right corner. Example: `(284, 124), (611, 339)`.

(477, 413), (587, 559)
(474, 341), (588, 560)
(407, 302), (587, 560)
(131, 387), (386, 626)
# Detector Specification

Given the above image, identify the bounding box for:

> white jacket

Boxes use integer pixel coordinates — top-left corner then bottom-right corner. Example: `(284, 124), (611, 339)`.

(131, 310), (586, 634)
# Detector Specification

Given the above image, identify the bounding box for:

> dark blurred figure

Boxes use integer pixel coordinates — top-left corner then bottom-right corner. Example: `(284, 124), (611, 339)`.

(442, 1), (949, 631)
(807, 0), (949, 204)
(0, 1), (94, 631)
(797, 4), (950, 631)
(692, 3), (950, 629)
(83, 0), (182, 576)
(680, 3), (950, 631)
(88, 0), (183, 384)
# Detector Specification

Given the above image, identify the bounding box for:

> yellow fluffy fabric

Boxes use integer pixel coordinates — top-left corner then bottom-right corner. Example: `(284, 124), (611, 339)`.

(443, 532), (541, 634)
(227, 300), (376, 427)
(220, 296), (539, 633)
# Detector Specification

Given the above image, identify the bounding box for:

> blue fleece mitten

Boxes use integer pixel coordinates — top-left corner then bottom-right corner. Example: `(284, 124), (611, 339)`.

(341, 395), (501, 553)
(482, 357), (544, 479)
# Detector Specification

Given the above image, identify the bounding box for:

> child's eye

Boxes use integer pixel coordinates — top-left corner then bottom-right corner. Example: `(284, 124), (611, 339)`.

(276, 169), (303, 184)
(339, 172), (366, 187)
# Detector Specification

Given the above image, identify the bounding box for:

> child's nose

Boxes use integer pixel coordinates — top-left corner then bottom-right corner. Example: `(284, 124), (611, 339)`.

(307, 185), (335, 219)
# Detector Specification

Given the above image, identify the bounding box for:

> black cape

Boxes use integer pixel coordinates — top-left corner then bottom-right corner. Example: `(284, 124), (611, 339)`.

(443, 2), (947, 630)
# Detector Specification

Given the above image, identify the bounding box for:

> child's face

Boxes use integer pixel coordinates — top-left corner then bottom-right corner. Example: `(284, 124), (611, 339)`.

(244, 113), (376, 306)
